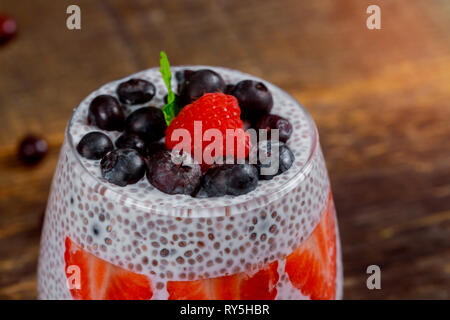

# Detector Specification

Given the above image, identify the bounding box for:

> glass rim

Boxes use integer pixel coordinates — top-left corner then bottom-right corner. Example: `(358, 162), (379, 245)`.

(66, 65), (319, 217)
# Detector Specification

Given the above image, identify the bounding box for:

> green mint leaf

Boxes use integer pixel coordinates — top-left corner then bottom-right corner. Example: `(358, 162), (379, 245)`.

(163, 101), (176, 124)
(160, 51), (177, 125)
(159, 52), (171, 93)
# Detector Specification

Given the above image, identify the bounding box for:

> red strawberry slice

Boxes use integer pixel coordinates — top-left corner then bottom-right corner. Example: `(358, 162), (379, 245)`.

(285, 193), (337, 300)
(167, 261), (279, 300)
(165, 93), (250, 166)
(64, 237), (153, 300)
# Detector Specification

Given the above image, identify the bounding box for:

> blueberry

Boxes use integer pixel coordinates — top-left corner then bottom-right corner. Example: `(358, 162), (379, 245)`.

(195, 163), (258, 197)
(88, 95), (125, 131)
(100, 148), (146, 186)
(147, 150), (202, 195)
(175, 69), (195, 93)
(115, 133), (147, 156)
(125, 107), (166, 143)
(255, 114), (293, 143)
(77, 132), (113, 160)
(243, 120), (253, 131)
(18, 135), (48, 165)
(228, 164), (259, 196)
(224, 84), (235, 94)
(256, 140), (295, 180)
(179, 69), (226, 105)
(146, 142), (166, 157)
(116, 78), (155, 105)
(231, 80), (273, 123)
(195, 164), (232, 197)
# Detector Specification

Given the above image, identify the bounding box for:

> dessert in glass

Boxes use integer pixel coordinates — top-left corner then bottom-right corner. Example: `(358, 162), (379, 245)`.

(37, 55), (342, 300)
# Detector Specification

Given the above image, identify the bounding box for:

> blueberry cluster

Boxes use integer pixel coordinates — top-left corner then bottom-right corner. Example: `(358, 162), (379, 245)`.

(77, 78), (166, 187)
(77, 69), (295, 197)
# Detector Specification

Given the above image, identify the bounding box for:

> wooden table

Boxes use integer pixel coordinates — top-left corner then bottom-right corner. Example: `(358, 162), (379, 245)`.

(0, 0), (449, 299)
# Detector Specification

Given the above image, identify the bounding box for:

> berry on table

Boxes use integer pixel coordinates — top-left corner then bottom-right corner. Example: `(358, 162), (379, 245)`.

(146, 150), (202, 195)
(115, 133), (147, 156)
(100, 148), (146, 186)
(77, 132), (113, 160)
(256, 114), (293, 143)
(18, 135), (48, 165)
(256, 140), (295, 180)
(116, 78), (155, 105)
(125, 107), (166, 143)
(231, 80), (273, 123)
(0, 15), (17, 45)
(88, 95), (125, 131)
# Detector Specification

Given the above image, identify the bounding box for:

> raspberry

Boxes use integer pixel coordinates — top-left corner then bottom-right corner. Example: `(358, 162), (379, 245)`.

(165, 93), (250, 165)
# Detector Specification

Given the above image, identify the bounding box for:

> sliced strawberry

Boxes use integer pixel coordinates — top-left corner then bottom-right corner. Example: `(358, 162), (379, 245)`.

(167, 261), (279, 300)
(64, 237), (153, 300)
(285, 194), (337, 300)
(166, 279), (211, 300)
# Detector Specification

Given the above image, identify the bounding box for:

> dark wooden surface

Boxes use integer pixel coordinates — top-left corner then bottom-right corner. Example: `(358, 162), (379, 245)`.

(0, 0), (449, 300)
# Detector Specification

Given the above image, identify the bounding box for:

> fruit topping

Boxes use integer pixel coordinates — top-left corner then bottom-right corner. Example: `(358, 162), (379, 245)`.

(100, 148), (146, 186)
(175, 69), (195, 92)
(64, 237), (153, 300)
(88, 95), (125, 131)
(146, 141), (166, 157)
(256, 114), (293, 143)
(18, 134), (48, 165)
(167, 261), (279, 300)
(125, 107), (167, 143)
(116, 78), (155, 105)
(195, 163), (258, 197)
(115, 133), (147, 156)
(228, 163), (259, 196)
(224, 84), (235, 94)
(146, 150), (202, 195)
(256, 140), (295, 180)
(194, 164), (230, 198)
(179, 69), (226, 105)
(285, 194), (337, 300)
(74, 53), (298, 193)
(231, 80), (273, 123)
(165, 92), (250, 164)
(76, 132), (113, 160)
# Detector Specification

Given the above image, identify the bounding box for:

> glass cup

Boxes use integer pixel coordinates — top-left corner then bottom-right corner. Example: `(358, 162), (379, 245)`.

(37, 66), (342, 300)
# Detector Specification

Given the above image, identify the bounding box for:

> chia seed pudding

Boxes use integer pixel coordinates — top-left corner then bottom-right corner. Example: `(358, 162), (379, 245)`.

(37, 66), (343, 300)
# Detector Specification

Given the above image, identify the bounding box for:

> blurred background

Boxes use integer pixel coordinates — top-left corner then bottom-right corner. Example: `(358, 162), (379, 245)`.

(0, 0), (449, 299)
